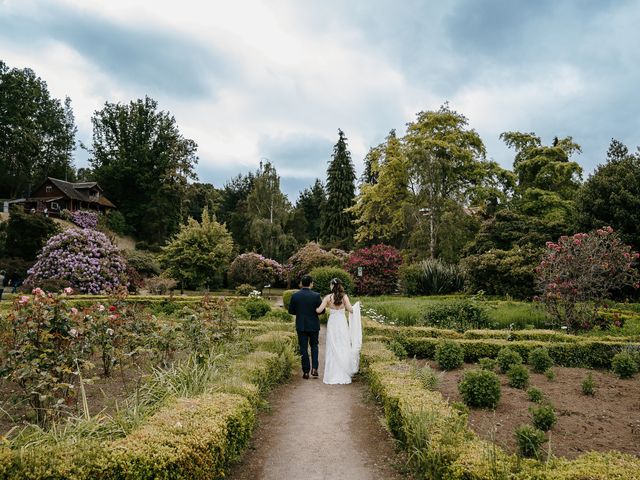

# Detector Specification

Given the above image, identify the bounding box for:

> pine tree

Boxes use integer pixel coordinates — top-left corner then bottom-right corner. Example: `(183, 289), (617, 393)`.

(321, 129), (356, 249)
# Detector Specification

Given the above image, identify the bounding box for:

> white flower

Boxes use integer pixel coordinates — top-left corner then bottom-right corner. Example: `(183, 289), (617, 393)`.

(106, 328), (114, 336)
(69, 328), (78, 337)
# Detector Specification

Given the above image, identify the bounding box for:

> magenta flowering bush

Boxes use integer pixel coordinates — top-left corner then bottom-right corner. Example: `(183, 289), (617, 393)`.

(27, 228), (128, 294)
(535, 226), (640, 330)
(228, 252), (284, 289)
(70, 210), (100, 229)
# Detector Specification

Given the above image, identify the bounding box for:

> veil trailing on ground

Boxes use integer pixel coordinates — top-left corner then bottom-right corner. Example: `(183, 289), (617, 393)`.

(349, 302), (362, 374)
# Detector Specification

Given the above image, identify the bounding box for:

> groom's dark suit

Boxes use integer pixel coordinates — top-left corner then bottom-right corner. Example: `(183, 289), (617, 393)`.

(288, 287), (322, 374)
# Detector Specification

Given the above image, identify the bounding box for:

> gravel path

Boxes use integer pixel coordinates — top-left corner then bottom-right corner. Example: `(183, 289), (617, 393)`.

(228, 326), (406, 480)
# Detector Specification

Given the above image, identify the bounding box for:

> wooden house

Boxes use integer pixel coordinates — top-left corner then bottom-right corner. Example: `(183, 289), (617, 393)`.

(22, 177), (116, 216)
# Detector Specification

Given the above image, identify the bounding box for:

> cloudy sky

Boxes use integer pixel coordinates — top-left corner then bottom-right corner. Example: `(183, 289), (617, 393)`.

(2, 0), (639, 199)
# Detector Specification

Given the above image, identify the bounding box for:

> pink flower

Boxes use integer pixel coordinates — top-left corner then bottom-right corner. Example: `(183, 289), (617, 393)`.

(19, 295), (30, 305)
(71, 307), (78, 315)
(108, 314), (119, 321)
(32, 287), (45, 296)
(64, 287), (74, 295)
(97, 304), (105, 312)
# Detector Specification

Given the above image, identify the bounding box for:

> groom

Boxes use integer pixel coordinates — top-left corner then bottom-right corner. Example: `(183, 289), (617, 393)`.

(288, 274), (323, 379)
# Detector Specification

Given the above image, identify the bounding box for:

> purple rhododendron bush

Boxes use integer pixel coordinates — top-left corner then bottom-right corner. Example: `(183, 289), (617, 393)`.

(70, 209), (100, 229)
(27, 228), (127, 294)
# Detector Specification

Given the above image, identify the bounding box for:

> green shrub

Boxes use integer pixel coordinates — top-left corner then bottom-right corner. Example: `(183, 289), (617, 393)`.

(398, 263), (423, 296)
(388, 339), (408, 360)
(235, 283), (256, 296)
(102, 209), (128, 236)
(282, 289), (297, 310)
(530, 404), (557, 431)
(415, 364), (439, 390)
(435, 340), (464, 370)
(262, 308), (292, 323)
(422, 299), (489, 332)
(544, 369), (556, 381)
(581, 373), (596, 395)
(611, 351), (638, 379)
(308, 266), (354, 296)
(528, 347), (553, 373)
(5, 208), (60, 260)
(123, 249), (161, 277)
(527, 387), (544, 403)
(496, 347), (523, 373)
(507, 364), (530, 389)
(515, 424), (547, 459)
(242, 297), (272, 320)
(478, 357), (496, 371)
(458, 369), (501, 409)
(399, 258), (464, 295)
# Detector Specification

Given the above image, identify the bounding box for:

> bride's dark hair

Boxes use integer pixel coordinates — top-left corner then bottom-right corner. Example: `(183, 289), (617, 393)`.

(330, 278), (345, 306)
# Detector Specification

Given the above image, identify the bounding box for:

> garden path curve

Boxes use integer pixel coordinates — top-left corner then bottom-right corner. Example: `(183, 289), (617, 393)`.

(228, 326), (405, 480)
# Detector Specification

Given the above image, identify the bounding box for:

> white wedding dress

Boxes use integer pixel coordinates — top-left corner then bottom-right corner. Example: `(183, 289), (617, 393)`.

(323, 301), (362, 385)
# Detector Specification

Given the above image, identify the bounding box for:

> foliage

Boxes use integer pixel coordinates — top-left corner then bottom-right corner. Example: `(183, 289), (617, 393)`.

(515, 424), (547, 459)
(228, 252), (284, 289)
(4, 208), (60, 261)
(282, 289), (297, 310)
(527, 387), (544, 403)
(422, 298), (489, 332)
(536, 227), (640, 330)
(496, 347), (523, 373)
(0, 61), (76, 199)
(69, 210), (99, 229)
(507, 364), (530, 389)
(321, 129), (356, 249)
(144, 276), (177, 295)
(388, 339), (408, 359)
(581, 372), (596, 395)
(345, 244), (402, 295)
(414, 363), (439, 390)
(399, 258), (464, 296)
(458, 369), (501, 409)
(123, 250), (161, 277)
(235, 284), (255, 296)
(544, 369), (556, 381)
(27, 228), (127, 294)
(478, 357), (496, 371)
(293, 179), (326, 243)
(578, 139), (640, 248)
(434, 340), (464, 370)
(100, 209), (128, 236)
(528, 347), (554, 373)
(89, 96), (198, 243)
(286, 242), (342, 286)
(610, 351), (638, 379)
(308, 266), (354, 296)
(240, 296), (272, 320)
(160, 208), (234, 290)
(183, 182), (221, 223)
(530, 404), (557, 431)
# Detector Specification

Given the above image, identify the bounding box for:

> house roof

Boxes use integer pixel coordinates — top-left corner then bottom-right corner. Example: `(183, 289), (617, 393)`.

(38, 178), (116, 208)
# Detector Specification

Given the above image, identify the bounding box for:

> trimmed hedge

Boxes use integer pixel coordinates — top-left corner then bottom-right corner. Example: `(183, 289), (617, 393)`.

(1, 328), (296, 479)
(361, 341), (640, 479)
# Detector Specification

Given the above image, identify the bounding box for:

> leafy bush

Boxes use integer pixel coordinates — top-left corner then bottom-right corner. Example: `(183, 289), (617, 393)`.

(262, 308), (292, 323)
(282, 289), (297, 309)
(123, 250), (161, 277)
(5, 208), (60, 260)
(496, 347), (523, 373)
(435, 340), (464, 370)
(144, 276), (177, 295)
(507, 364), (530, 389)
(26, 228), (127, 294)
(388, 339), (408, 359)
(235, 283), (256, 296)
(536, 228), (640, 330)
(530, 404), (556, 431)
(400, 258), (464, 295)
(544, 369), (556, 381)
(478, 357), (496, 371)
(528, 347), (553, 373)
(422, 299), (489, 332)
(241, 296), (272, 320)
(610, 351), (638, 379)
(414, 364), (439, 390)
(527, 387), (543, 403)
(308, 266), (354, 296)
(458, 369), (501, 409)
(229, 252), (284, 289)
(101, 209), (128, 236)
(581, 373), (596, 395)
(286, 242), (342, 286)
(345, 244), (402, 295)
(515, 424), (546, 459)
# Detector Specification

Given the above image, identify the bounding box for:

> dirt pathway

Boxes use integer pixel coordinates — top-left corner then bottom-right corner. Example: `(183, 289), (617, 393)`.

(229, 326), (406, 480)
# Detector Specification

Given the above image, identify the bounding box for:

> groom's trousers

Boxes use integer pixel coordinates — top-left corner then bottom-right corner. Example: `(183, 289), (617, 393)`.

(297, 330), (319, 373)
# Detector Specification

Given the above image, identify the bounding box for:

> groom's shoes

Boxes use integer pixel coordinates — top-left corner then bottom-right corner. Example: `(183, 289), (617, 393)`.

(311, 369), (319, 377)
(303, 372), (310, 379)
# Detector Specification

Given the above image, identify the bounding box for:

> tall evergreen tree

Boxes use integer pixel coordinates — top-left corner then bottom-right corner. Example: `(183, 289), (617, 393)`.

(321, 129), (356, 249)
(217, 172), (255, 252)
(295, 179), (327, 243)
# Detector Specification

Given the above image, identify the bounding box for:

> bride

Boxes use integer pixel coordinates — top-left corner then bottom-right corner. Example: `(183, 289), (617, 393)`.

(316, 278), (362, 385)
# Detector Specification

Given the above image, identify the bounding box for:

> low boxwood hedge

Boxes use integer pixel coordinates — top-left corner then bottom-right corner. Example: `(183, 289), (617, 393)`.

(361, 341), (640, 479)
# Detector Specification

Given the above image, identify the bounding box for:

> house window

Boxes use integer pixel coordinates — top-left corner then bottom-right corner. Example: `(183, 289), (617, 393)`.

(46, 186), (52, 193)
(51, 202), (60, 210)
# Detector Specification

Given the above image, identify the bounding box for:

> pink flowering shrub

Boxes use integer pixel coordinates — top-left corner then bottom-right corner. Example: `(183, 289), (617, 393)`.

(285, 242), (343, 286)
(27, 228), (127, 294)
(70, 210), (100, 229)
(345, 244), (403, 295)
(228, 253), (284, 289)
(535, 227), (640, 330)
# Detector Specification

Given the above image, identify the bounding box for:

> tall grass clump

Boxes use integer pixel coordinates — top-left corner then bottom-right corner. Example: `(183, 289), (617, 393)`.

(399, 258), (464, 296)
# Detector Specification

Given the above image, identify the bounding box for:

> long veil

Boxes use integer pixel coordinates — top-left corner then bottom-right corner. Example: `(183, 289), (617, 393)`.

(349, 302), (363, 374)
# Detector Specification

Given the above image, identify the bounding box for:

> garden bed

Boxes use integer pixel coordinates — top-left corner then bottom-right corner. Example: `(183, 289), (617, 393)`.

(419, 359), (640, 459)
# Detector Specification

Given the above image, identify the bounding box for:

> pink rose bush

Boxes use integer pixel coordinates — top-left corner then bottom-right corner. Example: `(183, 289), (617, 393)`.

(26, 228), (127, 294)
(535, 227), (640, 330)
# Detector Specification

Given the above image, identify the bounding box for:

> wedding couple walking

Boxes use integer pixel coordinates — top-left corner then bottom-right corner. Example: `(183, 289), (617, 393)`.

(288, 274), (362, 384)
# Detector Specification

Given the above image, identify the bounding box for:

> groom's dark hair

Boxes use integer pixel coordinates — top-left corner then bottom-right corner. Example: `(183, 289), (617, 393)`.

(301, 275), (313, 287)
